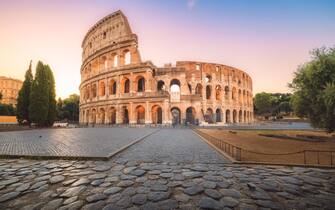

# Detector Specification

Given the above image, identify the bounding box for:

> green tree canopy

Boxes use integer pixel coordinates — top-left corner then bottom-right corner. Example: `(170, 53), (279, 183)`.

(45, 64), (56, 126)
(16, 61), (33, 124)
(254, 92), (273, 116)
(290, 47), (335, 132)
(56, 94), (79, 122)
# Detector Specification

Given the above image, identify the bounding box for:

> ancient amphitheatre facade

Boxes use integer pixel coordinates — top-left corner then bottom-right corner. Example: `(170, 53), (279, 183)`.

(79, 11), (253, 125)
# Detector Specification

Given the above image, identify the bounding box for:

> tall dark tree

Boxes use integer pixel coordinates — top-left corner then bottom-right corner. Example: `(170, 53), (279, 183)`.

(16, 61), (33, 124)
(45, 64), (56, 126)
(290, 47), (335, 132)
(29, 61), (49, 126)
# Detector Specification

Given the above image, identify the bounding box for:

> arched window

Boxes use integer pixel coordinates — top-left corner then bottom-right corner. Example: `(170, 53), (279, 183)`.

(109, 79), (116, 95)
(92, 84), (97, 98)
(206, 85), (211, 99)
(137, 77), (145, 92)
(195, 84), (202, 96)
(113, 54), (118, 67)
(215, 85), (221, 100)
(124, 79), (130, 93)
(157, 80), (165, 91)
(205, 75), (212, 83)
(124, 50), (131, 65)
(188, 83), (192, 94)
(170, 79), (181, 92)
(99, 81), (105, 96)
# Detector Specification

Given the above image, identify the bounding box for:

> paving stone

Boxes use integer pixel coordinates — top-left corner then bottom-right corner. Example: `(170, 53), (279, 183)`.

(15, 183), (30, 192)
(0, 191), (20, 202)
(220, 189), (241, 198)
(49, 175), (65, 184)
(41, 198), (63, 210)
(199, 196), (223, 210)
(86, 193), (107, 203)
(201, 181), (217, 189)
(93, 165), (111, 172)
(117, 180), (134, 187)
(132, 194), (147, 205)
(0, 178), (19, 186)
(82, 200), (106, 210)
(239, 203), (258, 210)
(150, 183), (168, 191)
(148, 191), (171, 202)
(221, 196), (239, 207)
(88, 173), (107, 180)
(103, 187), (122, 195)
(60, 186), (87, 197)
(184, 185), (204, 195)
(174, 193), (190, 202)
(204, 189), (222, 199)
(63, 196), (78, 205)
(116, 195), (132, 208)
(63, 179), (77, 186)
(30, 181), (47, 190)
(130, 169), (146, 176)
(71, 178), (90, 186)
(256, 200), (282, 210)
(91, 179), (104, 186)
(158, 199), (178, 209)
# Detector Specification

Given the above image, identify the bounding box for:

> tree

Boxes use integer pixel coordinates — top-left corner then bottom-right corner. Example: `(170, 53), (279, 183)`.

(45, 64), (56, 126)
(56, 94), (80, 122)
(16, 61), (33, 124)
(254, 92), (273, 116)
(290, 47), (335, 132)
(29, 61), (49, 126)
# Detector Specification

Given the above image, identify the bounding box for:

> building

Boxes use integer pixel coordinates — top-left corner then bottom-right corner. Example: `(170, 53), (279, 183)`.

(0, 76), (22, 106)
(79, 10), (253, 125)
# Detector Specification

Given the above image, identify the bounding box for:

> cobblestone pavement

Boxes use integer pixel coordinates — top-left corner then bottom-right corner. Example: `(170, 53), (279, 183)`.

(0, 128), (334, 210)
(116, 129), (228, 164)
(0, 128), (157, 158)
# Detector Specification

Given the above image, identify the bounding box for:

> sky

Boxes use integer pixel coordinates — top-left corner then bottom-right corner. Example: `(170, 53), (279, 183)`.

(0, 0), (334, 98)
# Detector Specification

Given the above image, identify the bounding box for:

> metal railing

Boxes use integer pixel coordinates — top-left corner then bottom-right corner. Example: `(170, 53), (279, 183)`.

(195, 129), (335, 167)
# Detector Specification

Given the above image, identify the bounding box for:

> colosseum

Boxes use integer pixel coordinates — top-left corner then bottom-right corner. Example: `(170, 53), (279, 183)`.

(0, 76), (23, 106)
(79, 10), (253, 126)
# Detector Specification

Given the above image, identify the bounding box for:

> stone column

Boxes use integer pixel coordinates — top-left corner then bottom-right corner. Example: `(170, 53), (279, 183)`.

(145, 101), (151, 124)
(129, 102), (135, 124)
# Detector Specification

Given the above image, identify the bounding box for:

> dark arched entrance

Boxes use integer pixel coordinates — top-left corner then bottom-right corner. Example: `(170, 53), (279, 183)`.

(186, 107), (196, 125)
(171, 107), (181, 125)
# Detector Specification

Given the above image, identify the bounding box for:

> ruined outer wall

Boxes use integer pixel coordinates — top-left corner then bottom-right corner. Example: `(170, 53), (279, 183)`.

(0, 76), (23, 106)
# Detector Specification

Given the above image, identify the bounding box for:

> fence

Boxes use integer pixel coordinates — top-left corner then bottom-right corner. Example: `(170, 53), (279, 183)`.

(195, 129), (335, 167)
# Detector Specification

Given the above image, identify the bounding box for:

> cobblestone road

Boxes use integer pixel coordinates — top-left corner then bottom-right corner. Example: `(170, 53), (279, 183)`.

(0, 128), (334, 210)
(116, 129), (227, 164)
(0, 128), (157, 158)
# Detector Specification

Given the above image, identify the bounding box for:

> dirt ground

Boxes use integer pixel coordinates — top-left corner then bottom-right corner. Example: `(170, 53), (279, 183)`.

(198, 129), (335, 166)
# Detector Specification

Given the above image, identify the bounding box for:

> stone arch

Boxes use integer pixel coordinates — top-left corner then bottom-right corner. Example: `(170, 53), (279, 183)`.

(171, 107), (181, 125)
(99, 108), (105, 124)
(205, 108), (214, 123)
(91, 108), (97, 124)
(122, 77), (130, 93)
(215, 85), (221, 100)
(136, 105), (145, 124)
(99, 81), (106, 96)
(108, 107), (116, 124)
(170, 79), (181, 92)
(101, 56), (108, 69)
(205, 74), (212, 83)
(238, 89), (242, 102)
(86, 109), (90, 123)
(152, 105), (162, 124)
(233, 109), (237, 123)
(224, 86), (229, 100)
(121, 106), (129, 124)
(225, 109), (230, 123)
(195, 83), (202, 96)
(112, 53), (118, 67)
(92, 83), (97, 98)
(157, 80), (165, 91)
(136, 76), (145, 92)
(244, 110), (247, 123)
(186, 106), (196, 125)
(124, 50), (131, 65)
(215, 108), (222, 122)
(109, 79), (117, 95)
(232, 87), (237, 101)
(206, 85), (212, 100)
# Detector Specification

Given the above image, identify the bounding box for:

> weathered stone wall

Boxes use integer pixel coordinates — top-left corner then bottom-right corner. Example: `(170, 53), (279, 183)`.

(79, 11), (254, 125)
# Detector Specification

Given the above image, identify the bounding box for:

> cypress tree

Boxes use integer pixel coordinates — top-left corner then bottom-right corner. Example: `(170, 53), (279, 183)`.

(29, 61), (49, 126)
(45, 64), (57, 126)
(16, 61), (33, 124)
